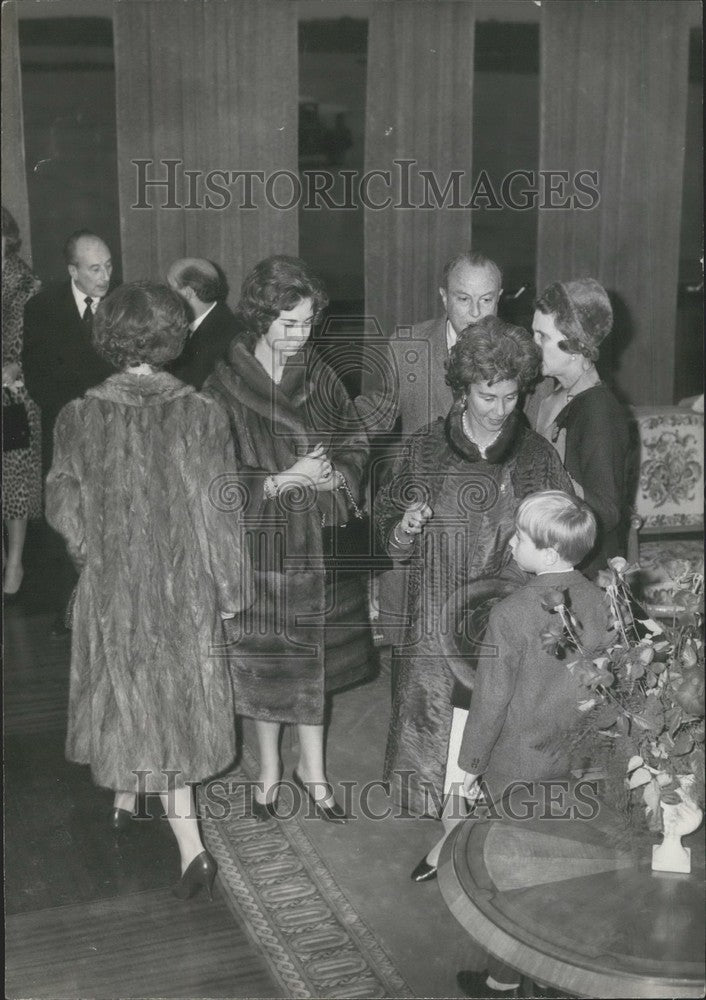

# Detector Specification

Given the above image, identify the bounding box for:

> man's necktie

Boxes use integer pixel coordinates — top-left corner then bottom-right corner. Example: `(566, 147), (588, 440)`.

(83, 296), (94, 329)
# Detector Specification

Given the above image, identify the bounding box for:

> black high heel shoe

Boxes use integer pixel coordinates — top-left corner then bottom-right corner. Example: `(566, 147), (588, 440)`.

(410, 855), (438, 882)
(172, 850), (217, 901)
(251, 796), (279, 822)
(109, 807), (132, 833)
(292, 770), (349, 824)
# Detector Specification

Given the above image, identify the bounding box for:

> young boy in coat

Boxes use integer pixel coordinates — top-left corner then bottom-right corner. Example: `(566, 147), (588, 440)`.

(456, 490), (612, 999)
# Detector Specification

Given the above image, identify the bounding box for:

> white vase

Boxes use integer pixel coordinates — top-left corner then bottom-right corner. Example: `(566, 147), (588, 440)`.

(651, 777), (703, 874)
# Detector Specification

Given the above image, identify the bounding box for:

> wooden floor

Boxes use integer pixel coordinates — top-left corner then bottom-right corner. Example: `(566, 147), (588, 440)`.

(4, 525), (282, 1000)
(4, 523), (481, 1000)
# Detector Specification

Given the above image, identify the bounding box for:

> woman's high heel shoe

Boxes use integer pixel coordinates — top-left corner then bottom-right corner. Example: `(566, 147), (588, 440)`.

(251, 796), (279, 822)
(172, 850), (217, 901)
(109, 807), (132, 833)
(410, 856), (438, 882)
(292, 769), (349, 824)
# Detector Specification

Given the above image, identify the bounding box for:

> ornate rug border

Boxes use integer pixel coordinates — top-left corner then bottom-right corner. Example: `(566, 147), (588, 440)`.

(202, 744), (414, 999)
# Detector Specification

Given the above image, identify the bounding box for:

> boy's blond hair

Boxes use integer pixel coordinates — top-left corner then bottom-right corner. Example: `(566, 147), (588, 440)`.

(515, 490), (596, 565)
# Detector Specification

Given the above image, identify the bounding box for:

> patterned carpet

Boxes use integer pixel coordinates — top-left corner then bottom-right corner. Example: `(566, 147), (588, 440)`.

(202, 745), (414, 1000)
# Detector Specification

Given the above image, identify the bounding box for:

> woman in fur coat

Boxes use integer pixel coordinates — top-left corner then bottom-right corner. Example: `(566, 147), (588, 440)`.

(375, 317), (572, 880)
(205, 255), (372, 823)
(46, 282), (253, 900)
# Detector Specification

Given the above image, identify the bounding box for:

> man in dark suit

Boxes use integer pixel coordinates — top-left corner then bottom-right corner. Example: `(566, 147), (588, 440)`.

(166, 258), (241, 389)
(23, 229), (115, 474)
(22, 229), (115, 635)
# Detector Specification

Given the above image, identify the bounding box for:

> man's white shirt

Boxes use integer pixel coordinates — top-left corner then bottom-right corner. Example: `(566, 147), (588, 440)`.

(189, 300), (217, 334)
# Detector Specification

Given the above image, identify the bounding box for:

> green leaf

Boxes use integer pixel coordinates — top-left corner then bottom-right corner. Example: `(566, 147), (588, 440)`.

(672, 733), (695, 756)
(628, 661), (646, 681)
(631, 714), (653, 731)
(628, 767), (652, 789)
(637, 645), (655, 665)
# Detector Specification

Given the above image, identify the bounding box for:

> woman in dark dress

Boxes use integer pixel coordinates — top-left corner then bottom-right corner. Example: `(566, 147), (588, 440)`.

(375, 318), (573, 879)
(205, 255), (372, 823)
(529, 277), (632, 577)
(46, 283), (253, 898)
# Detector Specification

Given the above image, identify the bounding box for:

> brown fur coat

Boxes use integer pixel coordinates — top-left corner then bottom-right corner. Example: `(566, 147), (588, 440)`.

(46, 372), (252, 791)
(376, 405), (573, 816)
(205, 341), (371, 724)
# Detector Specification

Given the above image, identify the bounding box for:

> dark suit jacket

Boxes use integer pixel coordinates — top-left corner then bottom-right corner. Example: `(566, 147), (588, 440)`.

(169, 301), (241, 390)
(393, 315), (454, 436)
(356, 315), (454, 440)
(22, 281), (115, 465)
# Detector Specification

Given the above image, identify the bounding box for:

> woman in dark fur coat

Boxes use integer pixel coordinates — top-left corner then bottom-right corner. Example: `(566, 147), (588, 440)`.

(46, 282), (253, 900)
(205, 255), (372, 823)
(375, 317), (573, 880)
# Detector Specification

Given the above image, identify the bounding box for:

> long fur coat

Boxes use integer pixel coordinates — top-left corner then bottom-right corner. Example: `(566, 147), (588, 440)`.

(45, 372), (253, 791)
(205, 341), (372, 725)
(375, 404), (573, 816)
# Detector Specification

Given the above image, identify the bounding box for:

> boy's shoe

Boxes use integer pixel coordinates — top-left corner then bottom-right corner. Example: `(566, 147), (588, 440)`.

(456, 971), (519, 998)
(519, 979), (566, 999)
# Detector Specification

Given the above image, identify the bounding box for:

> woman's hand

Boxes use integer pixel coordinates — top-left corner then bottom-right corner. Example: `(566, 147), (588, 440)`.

(276, 443), (334, 492)
(394, 502), (432, 545)
(316, 469), (345, 494)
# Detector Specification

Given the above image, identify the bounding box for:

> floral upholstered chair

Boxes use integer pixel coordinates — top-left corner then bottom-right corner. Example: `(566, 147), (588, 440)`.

(627, 403), (704, 613)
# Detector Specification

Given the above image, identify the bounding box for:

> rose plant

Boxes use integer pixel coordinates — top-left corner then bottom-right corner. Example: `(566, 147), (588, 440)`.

(541, 558), (704, 834)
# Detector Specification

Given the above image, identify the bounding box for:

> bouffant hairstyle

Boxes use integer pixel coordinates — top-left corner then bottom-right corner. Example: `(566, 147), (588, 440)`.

(92, 281), (189, 369)
(2, 206), (21, 256)
(446, 315), (541, 396)
(515, 490), (597, 565)
(234, 255), (328, 351)
(534, 278), (612, 362)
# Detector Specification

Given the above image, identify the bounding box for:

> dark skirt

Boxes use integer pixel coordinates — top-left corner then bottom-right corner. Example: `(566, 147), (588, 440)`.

(324, 570), (375, 693)
(226, 566), (374, 725)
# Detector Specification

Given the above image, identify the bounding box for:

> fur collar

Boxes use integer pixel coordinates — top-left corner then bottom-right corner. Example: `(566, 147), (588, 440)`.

(85, 371), (194, 406)
(445, 400), (524, 464)
(213, 340), (317, 440)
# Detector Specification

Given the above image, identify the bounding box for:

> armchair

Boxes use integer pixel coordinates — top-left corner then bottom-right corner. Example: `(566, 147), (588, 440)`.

(627, 405), (703, 612)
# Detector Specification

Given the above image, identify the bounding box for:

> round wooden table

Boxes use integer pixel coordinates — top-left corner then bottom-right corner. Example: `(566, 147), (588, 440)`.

(438, 790), (705, 998)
